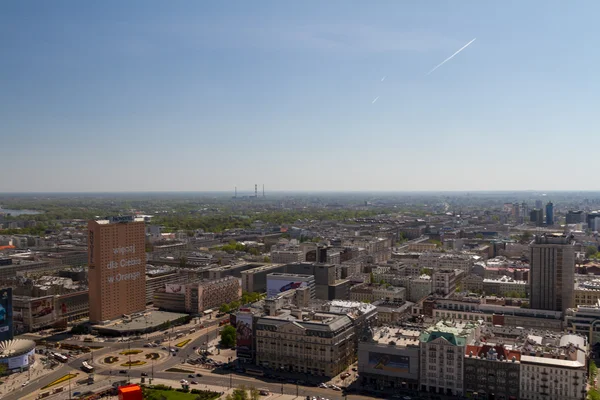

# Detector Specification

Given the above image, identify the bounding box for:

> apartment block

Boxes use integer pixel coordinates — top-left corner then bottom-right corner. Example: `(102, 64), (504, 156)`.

(185, 276), (242, 314)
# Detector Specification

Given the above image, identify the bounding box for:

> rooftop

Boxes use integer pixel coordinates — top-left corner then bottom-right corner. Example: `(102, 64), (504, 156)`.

(369, 326), (420, 347)
(92, 310), (188, 334)
(419, 320), (481, 346)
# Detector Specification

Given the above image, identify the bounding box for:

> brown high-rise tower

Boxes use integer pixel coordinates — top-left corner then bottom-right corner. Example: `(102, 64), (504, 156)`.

(88, 216), (146, 323)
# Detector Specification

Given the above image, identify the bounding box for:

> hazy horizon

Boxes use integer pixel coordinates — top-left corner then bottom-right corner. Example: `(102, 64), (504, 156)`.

(3, 2), (600, 192)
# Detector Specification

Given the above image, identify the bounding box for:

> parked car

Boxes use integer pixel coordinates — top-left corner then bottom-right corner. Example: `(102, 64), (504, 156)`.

(141, 372), (148, 377)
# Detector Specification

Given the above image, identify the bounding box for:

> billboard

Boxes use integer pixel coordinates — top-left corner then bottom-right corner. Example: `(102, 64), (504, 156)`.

(165, 284), (185, 294)
(31, 296), (56, 326)
(0, 288), (12, 341)
(368, 352), (410, 373)
(4, 349), (35, 370)
(235, 313), (253, 358)
(266, 279), (307, 298)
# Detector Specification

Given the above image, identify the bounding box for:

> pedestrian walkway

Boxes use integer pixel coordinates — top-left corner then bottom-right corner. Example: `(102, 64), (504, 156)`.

(0, 355), (59, 398)
(131, 377), (303, 400)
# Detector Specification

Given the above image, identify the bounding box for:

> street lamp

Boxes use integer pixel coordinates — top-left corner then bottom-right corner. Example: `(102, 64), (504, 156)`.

(127, 341), (132, 383)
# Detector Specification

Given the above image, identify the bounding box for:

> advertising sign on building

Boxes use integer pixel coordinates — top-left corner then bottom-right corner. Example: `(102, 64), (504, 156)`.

(367, 352), (410, 373)
(235, 313), (253, 359)
(266, 280), (307, 298)
(31, 296), (56, 326)
(0, 288), (13, 341)
(165, 284), (185, 294)
(5, 349), (34, 370)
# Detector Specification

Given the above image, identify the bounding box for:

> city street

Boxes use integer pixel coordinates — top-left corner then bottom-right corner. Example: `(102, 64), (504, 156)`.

(1, 319), (222, 400)
(4, 318), (455, 400)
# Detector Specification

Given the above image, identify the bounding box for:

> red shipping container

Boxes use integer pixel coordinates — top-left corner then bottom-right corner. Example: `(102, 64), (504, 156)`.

(118, 384), (142, 400)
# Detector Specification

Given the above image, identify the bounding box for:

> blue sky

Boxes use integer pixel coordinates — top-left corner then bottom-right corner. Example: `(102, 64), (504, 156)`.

(2, 1), (599, 192)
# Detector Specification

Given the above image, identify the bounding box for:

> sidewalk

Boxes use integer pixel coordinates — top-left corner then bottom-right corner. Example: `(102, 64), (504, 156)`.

(131, 377), (303, 400)
(0, 355), (60, 398)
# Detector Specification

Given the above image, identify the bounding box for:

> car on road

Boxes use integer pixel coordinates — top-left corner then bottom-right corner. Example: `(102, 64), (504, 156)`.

(318, 383), (328, 389)
(119, 370), (126, 374)
(191, 381), (198, 384)
(331, 385), (342, 391)
(22, 381), (29, 387)
(141, 372), (148, 377)
(351, 367), (357, 371)
(180, 379), (188, 384)
(196, 373), (202, 377)
(188, 374), (195, 378)
(73, 392), (81, 397)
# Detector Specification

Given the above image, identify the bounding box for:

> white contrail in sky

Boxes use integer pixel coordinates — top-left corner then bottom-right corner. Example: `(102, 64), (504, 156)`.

(372, 96), (380, 104)
(381, 76), (386, 82)
(426, 38), (476, 75)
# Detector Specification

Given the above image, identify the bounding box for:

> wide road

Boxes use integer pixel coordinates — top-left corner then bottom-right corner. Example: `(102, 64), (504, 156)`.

(2, 323), (221, 400)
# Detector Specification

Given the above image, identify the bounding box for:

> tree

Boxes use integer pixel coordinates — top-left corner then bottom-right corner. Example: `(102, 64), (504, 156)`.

(429, 239), (442, 248)
(71, 324), (88, 335)
(520, 231), (532, 243)
(241, 292), (262, 304)
(475, 233), (484, 239)
(587, 245), (599, 258)
(220, 325), (236, 348)
(589, 389), (600, 400)
(219, 303), (231, 313)
(179, 256), (187, 268)
(249, 386), (260, 400)
(262, 256), (271, 263)
(590, 360), (598, 384)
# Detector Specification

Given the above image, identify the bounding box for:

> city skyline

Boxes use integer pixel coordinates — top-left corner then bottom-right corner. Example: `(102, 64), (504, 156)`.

(3, 2), (600, 192)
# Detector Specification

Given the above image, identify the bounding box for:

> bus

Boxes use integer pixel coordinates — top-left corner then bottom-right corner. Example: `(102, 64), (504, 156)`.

(81, 361), (94, 373)
(53, 353), (68, 363)
(244, 368), (264, 377)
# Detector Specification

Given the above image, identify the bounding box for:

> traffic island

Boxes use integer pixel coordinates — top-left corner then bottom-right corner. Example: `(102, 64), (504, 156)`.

(146, 352), (160, 360)
(41, 373), (79, 390)
(121, 360), (147, 367)
(119, 349), (143, 355)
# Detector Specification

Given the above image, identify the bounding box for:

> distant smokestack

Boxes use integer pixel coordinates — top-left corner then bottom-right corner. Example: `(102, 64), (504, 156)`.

(255, 184), (257, 198)
(263, 184), (265, 198)
(235, 187), (237, 198)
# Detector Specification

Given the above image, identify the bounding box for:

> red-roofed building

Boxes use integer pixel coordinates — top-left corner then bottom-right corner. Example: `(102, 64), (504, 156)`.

(118, 384), (142, 400)
(464, 344), (520, 400)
